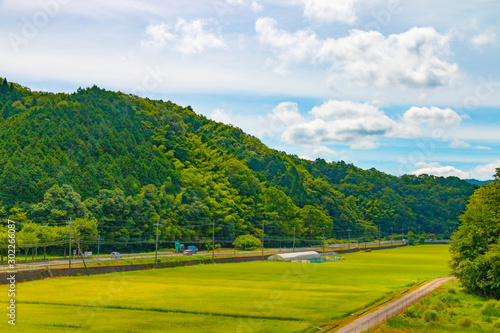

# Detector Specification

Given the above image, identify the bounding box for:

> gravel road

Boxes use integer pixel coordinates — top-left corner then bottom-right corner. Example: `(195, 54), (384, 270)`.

(334, 276), (456, 333)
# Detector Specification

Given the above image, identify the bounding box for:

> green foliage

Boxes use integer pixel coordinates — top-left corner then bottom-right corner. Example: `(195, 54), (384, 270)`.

(0, 79), (478, 253)
(423, 310), (438, 322)
(449, 172), (500, 299)
(457, 317), (473, 327)
(232, 234), (262, 250)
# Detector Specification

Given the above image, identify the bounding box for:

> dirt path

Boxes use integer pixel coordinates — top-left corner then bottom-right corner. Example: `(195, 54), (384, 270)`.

(334, 277), (455, 333)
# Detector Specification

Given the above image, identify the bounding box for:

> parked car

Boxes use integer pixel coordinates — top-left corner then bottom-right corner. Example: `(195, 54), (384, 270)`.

(183, 249), (194, 256)
(110, 252), (122, 259)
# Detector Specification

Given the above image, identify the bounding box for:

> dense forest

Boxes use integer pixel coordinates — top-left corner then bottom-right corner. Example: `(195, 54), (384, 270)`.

(0, 78), (478, 254)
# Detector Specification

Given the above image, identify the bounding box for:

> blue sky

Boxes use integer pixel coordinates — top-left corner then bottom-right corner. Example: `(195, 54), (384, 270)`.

(1, 0), (499, 179)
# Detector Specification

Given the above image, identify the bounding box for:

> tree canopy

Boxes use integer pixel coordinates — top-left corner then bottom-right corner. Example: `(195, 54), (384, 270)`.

(450, 168), (500, 299)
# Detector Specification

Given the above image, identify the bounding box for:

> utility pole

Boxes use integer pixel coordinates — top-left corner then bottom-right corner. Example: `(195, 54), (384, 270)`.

(347, 229), (351, 252)
(261, 220), (265, 261)
(68, 217), (72, 272)
(390, 227), (393, 246)
(74, 230), (89, 276)
(322, 226), (325, 253)
(292, 226), (296, 252)
(212, 220), (215, 264)
(97, 234), (100, 263)
(364, 226), (367, 248)
(154, 219), (160, 269)
(378, 229), (381, 247)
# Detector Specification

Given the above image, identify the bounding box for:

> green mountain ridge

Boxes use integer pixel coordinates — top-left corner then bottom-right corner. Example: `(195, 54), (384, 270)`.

(0, 78), (477, 251)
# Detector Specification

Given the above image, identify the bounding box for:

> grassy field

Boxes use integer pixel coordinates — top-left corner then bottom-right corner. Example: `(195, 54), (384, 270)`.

(369, 279), (500, 333)
(1, 245), (451, 332)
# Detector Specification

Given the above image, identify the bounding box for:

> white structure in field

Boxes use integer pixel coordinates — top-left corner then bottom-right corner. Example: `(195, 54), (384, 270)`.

(268, 251), (320, 262)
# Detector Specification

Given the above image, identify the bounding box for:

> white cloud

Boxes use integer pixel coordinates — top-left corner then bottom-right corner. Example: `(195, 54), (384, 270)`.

(475, 145), (492, 150)
(299, 155), (315, 161)
(302, 0), (359, 25)
(402, 106), (464, 127)
(227, 0), (246, 5)
(312, 146), (337, 156)
(209, 108), (234, 124)
(412, 164), (470, 179)
(256, 20), (459, 88)
(251, 1), (264, 13)
(473, 159), (500, 180)
(470, 32), (497, 49)
(142, 19), (226, 55)
(265, 100), (476, 150)
(449, 139), (471, 148)
(255, 17), (320, 74)
(412, 160), (500, 180)
(279, 100), (396, 149)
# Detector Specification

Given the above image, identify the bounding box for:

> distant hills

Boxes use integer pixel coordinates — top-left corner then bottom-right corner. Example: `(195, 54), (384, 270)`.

(464, 179), (491, 186)
(0, 78), (478, 250)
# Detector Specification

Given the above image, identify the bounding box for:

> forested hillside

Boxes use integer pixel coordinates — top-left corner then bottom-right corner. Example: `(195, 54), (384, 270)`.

(0, 78), (477, 252)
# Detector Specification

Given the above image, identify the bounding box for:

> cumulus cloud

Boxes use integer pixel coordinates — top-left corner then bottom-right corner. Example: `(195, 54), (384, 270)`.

(256, 19), (459, 88)
(402, 106), (464, 127)
(412, 163), (470, 179)
(449, 139), (470, 148)
(266, 100), (470, 150)
(277, 100), (396, 149)
(142, 19), (226, 55)
(302, 0), (359, 25)
(412, 160), (500, 180)
(209, 108), (234, 124)
(475, 145), (492, 150)
(470, 32), (497, 49)
(312, 146), (337, 156)
(256, 17), (320, 74)
(251, 1), (264, 12)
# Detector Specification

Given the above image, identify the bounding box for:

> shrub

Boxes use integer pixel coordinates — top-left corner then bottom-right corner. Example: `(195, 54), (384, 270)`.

(405, 306), (421, 319)
(233, 235), (262, 250)
(438, 294), (460, 304)
(447, 288), (457, 294)
(482, 308), (500, 317)
(429, 300), (445, 311)
(387, 316), (410, 329)
(423, 310), (437, 322)
(493, 319), (500, 329)
(482, 300), (499, 310)
(458, 318), (473, 327)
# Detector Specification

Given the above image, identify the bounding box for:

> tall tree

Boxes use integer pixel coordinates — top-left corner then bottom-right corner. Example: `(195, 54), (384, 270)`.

(450, 168), (500, 298)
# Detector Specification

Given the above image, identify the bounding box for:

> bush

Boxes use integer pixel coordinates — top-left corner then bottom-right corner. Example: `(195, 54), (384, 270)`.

(458, 318), (473, 327)
(447, 287), (457, 294)
(429, 300), (445, 311)
(482, 300), (499, 310)
(387, 316), (410, 329)
(423, 310), (437, 322)
(493, 319), (500, 329)
(233, 235), (262, 250)
(438, 294), (460, 304)
(405, 306), (421, 319)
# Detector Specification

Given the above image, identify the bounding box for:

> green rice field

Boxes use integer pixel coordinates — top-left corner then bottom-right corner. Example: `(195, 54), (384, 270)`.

(1, 245), (451, 332)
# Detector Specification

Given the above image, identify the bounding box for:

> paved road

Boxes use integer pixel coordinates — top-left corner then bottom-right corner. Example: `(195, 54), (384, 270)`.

(1, 241), (403, 271)
(334, 277), (456, 333)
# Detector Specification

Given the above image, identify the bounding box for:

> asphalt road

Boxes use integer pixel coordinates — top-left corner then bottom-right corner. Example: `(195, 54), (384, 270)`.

(1, 240), (401, 271)
(334, 277), (456, 333)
